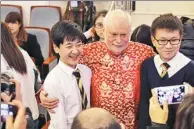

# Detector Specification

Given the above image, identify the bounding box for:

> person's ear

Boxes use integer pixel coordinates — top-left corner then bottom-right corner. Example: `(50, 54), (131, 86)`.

(119, 123), (125, 129)
(151, 35), (156, 47)
(53, 44), (59, 54)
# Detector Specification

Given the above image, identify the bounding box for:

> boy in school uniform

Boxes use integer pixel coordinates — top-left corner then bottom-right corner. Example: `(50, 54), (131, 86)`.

(43, 21), (92, 129)
(139, 14), (194, 129)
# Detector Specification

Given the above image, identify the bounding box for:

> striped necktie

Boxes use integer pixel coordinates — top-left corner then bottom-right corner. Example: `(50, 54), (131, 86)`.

(73, 69), (88, 110)
(160, 63), (170, 79)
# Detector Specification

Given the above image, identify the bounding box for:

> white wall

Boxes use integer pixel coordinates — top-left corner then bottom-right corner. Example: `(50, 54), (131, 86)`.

(131, 1), (194, 30)
(93, 1), (194, 30)
(1, 1), (194, 29)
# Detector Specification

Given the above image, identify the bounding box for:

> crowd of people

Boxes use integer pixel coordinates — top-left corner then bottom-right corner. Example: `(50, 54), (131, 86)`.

(1, 8), (194, 129)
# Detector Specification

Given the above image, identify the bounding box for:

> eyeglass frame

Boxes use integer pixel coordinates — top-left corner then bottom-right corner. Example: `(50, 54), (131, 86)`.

(153, 37), (181, 45)
(94, 22), (104, 29)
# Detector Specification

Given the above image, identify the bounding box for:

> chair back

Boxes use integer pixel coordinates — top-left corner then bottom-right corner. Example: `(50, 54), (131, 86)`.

(1, 4), (23, 21)
(30, 6), (62, 29)
(25, 27), (52, 60)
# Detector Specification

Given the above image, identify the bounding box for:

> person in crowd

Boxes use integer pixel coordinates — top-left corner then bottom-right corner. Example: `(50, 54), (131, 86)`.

(5, 12), (44, 71)
(179, 17), (194, 61)
(148, 93), (194, 129)
(43, 21), (91, 129)
(84, 10), (108, 42)
(131, 24), (158, 53)
(71, 108), (125, 129)
(139, 13), (194, 129)
(5, 100), (27, 129)
(1, 22), (40, 129)
(39, 9), (155, 129)
(1, 78), (22, 102)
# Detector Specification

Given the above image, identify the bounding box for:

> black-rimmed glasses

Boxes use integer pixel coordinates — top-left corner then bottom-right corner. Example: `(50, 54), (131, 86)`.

(154, 37), (181, 45)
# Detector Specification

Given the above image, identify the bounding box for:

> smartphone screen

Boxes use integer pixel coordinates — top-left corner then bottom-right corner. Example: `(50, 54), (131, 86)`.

(70, 1), (78, 7)
(1, 103), (17, 122)
(154, 85), (188, 105)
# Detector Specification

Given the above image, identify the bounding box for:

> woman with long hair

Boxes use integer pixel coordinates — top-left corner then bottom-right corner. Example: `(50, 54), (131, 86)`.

(1, 22), (39, 129)
(5, 12), (44, 71)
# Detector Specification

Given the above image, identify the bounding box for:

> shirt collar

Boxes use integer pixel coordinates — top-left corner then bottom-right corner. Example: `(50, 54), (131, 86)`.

(167, 52), (181, 69)
(58, 60), (78, 76)
(155, 52), (181, 69)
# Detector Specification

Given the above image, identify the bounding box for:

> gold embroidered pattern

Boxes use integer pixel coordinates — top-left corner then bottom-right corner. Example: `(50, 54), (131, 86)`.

(80, 42), (155, 129)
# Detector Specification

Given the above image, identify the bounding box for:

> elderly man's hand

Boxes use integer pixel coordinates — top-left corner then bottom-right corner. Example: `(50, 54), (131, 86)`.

(40, 89), (59, 113)
(6, 100), (27, 129)
(149, 91), (169, 124)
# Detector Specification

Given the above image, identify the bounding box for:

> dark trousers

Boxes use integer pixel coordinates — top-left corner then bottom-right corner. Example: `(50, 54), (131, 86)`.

(33, 119), (39, 129)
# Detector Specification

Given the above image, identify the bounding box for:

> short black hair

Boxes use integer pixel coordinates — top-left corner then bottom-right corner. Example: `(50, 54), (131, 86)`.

(131, 24), (158, 53)
(131, 24), (151, 45)
(151, 13), (183, 37)
(51, 20), (85, 47)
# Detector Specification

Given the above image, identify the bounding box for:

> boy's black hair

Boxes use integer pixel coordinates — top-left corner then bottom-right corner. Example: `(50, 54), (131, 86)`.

(51, 20), (85, 47)
(151, 13), (183, 37)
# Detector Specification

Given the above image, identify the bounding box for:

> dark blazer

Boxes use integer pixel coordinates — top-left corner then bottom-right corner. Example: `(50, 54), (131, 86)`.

(146, 122), (169, 129)
(20, 33), (44, 69)
(139, 57), (194, 129)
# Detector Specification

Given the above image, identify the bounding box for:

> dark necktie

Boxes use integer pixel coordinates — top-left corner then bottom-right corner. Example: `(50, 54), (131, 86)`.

(73, 69), (88, 110)
(160, 63), (170, 79)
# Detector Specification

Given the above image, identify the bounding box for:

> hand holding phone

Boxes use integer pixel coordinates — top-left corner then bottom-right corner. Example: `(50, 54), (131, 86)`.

(9, 79), (22, 101)
(1, 74), (15, 95)
(1, 100), (27, 129)
(154, 84), (188, 105)
(149, 95), (168, 124)
(1, 74), (22, 102)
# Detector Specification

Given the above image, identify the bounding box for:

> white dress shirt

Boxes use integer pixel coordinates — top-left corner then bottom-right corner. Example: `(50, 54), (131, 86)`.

(43, 60), (92, 129)
(154, 52), (191, 78)
(1, 49), (39, 120)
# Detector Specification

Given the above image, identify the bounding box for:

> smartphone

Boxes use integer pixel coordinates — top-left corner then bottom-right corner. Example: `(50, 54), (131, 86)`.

(70, 1), (78, 8)
(1, 103), (18, 122)
(1, 73), (15, 96)
(154, 85), (188, 105)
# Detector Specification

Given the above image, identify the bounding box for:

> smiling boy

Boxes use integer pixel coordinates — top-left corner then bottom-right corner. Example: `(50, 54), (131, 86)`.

(43, 21), (91, 129)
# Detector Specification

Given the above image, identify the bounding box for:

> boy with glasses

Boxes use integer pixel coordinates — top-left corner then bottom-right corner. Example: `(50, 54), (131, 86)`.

(139, 13), (194, 129)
